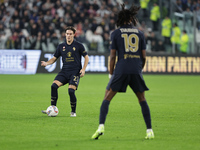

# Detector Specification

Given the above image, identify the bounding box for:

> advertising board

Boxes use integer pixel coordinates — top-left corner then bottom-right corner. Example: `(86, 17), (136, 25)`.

(1, 50), (200, 74)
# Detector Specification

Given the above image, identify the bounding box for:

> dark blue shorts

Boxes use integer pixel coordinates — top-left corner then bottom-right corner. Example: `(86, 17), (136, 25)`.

(106, 74), (149, 93)
(54, 70), (80, 89)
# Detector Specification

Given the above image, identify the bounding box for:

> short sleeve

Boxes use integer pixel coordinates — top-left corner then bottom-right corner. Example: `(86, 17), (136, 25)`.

(79, 44), (88, 57)
(110, 31), (117, 50)
(54, 44), (61, 58)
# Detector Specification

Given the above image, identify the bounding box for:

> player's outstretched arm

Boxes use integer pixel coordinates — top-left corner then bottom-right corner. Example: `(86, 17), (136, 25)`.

(80, 55), (89, 77)
(41, 56), (57, 67)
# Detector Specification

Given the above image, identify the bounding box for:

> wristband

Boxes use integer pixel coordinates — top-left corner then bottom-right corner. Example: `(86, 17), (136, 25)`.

(109, 74), (112, 79)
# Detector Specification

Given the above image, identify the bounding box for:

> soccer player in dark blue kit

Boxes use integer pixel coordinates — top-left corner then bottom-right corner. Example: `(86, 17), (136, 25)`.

(92, 3), (154, 139)
(41, 26), (89, 117)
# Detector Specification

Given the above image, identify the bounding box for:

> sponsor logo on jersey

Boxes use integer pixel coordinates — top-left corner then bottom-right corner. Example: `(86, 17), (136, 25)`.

(63, 46), (66, 51)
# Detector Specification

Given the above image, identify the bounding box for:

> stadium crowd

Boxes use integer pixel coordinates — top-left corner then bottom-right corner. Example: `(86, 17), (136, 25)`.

(0, 0), (200, 53)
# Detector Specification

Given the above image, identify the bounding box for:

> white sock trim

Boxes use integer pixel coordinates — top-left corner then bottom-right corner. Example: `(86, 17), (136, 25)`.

(146, 129), (153, 133)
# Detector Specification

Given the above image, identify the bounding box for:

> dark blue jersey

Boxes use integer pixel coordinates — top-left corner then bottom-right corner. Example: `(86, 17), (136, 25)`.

(110, 24), (146, 74)
(54, 40), (87, 72)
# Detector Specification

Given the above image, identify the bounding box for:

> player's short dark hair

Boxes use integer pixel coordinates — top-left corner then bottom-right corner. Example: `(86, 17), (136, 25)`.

(65, 26), (76, 34)
(116, 3), (140, 27)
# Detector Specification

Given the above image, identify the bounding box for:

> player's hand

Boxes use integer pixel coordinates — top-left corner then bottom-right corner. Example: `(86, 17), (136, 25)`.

(41, 61), (47, 67)
(79, 69), (85, 77)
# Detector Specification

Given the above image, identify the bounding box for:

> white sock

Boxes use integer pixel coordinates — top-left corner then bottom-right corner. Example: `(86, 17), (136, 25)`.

(98, 124), (104, 129)
(146, 129), (153, 133)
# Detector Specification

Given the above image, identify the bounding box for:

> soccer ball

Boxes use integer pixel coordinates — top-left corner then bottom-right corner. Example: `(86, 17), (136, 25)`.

(46, 105), (59, 117)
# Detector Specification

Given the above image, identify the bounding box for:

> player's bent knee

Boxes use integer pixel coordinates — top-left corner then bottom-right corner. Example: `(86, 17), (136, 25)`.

(51, 83), (59, 89)
(68, 88), (75, 95)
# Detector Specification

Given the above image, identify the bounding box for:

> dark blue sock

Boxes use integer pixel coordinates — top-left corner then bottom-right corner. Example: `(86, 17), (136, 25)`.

(99, 100), (110, 124)
(51, 83), (59, 106)
(140, 101), (152, 129)
(68, 88), (77, 113)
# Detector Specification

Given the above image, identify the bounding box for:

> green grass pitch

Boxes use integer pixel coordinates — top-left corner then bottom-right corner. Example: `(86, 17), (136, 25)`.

(0, 74), (200, 150)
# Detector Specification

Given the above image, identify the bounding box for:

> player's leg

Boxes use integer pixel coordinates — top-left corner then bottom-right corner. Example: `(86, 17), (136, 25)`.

(136, 92), (154, 139)
(68, 74), (80, 117)
(92, 89), (117, 139)
(129, 74), (154, 139)
(42, 80), (63, 114)
(68, 84), (77, 117)
(100, 89), (117, 124)
(92, 74), (128, 139)
(51, 80), (63, 106)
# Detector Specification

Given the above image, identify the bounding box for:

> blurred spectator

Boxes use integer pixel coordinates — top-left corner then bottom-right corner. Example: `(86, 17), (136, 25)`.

(161, 16), (172, 49)
(157, 40), (166, 52)
(8, 18), (15, 29)
(191, 0), (198, 11)
(92, 0), (100, 11)
(171, 23), (181, 53)
(0, 31), (7, 49)
(32, 5), (39, 14)
(30, 12), (38, 23)
(197, 6), (200, 30)
(12, 10), (20, 22)
(103, 32), (110, 52)
(83, 0), (91, 10)
(96, 6), (110, 18)
(41, 31), (55, 52)
(87, 5), (96, 16)
(147, 31), (157, 52)
(175, 0), (183, 12)
(76, 1), (85, 12)
(150, 3), (160, 31)
(50, 4), (56, 18)
(5, 36), (15, 49)
(43, 18), (51, 30)
(6, 3), (15, 16)
(34, 34), (42, 50)
(140, 0), (150, 18)
(85, 27), (104, 52)
(24, 35), (36, 49)
(108, 19), (116, 32)
(53, 14), (61, 29)
(51, 32), (59, 49)
(75, 22), (84, 37)
(48, 25), (55, 36)
(90, 19), (98, 33)
(183, 7), (193, 33)
(43, 0), (52, 11)
(23, 10), (30, 24)
(137, 21), (149, 36)
(0, 23), (4, 34)
(187, 0), (193, 11)
(181, 0), (188, 11)
(79, 12), (86, 23)
(57, 6), (65, 18)
(44, 10), (53, 22)
(71, 12), (79, 24)
(82, 19), (90, 32)
(2, 11), (12, 27)
(66, 18), (73, 27)
(13, 23), (21, 34)
(30, 23), (38, 37)
(38, 24), (47, 36)
(180, 30), (189, 54)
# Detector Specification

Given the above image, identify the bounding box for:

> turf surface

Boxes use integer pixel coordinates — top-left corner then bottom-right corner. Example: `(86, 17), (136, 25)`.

(0, 74), (200, 150)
